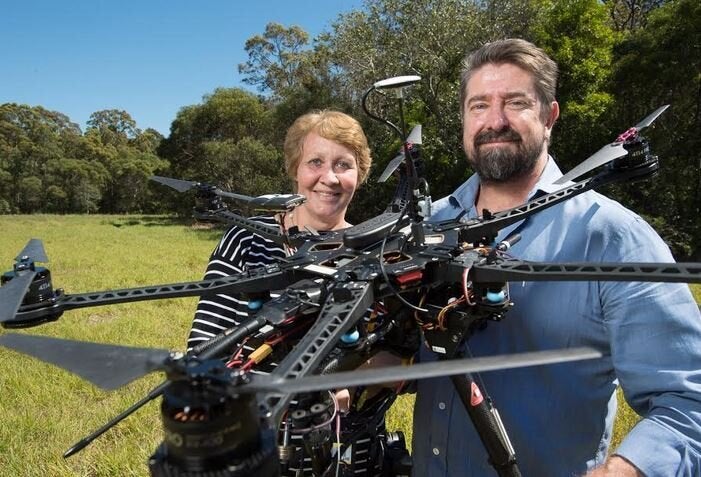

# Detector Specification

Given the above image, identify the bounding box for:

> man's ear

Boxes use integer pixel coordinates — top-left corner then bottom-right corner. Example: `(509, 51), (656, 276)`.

(545, 101), (560, 130)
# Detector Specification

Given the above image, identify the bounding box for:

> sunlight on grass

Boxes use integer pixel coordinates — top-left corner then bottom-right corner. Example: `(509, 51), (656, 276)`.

(0, 215), (219, 476)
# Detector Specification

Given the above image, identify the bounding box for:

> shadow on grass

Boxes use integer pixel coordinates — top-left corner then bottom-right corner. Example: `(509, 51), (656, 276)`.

(104, 215), (227, 240)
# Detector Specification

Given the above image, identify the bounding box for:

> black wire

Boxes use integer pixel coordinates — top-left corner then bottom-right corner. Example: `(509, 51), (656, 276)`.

(361, 87), (403, 140)
(378, 203), (428, 313)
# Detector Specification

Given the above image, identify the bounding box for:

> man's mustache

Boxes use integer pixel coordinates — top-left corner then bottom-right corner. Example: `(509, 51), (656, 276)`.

(474, 129), (522, 145)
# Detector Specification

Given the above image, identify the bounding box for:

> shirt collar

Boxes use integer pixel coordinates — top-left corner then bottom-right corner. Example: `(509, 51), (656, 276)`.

(535, 156), (565, 196)
(447, 173), (480, 214)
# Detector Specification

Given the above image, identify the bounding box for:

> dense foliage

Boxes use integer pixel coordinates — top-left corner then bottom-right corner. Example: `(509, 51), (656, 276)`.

(1, 0), (698, 258)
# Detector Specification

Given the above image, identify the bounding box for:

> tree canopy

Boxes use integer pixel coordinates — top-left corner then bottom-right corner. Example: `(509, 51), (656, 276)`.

(2, 0), (697, 258)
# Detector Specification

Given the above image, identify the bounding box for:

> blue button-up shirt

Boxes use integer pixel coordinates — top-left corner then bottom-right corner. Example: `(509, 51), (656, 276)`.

(413, 158), (701, 476)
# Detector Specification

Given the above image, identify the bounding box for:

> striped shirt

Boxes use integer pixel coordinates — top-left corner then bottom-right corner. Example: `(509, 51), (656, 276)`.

(188, 216), (390, 476)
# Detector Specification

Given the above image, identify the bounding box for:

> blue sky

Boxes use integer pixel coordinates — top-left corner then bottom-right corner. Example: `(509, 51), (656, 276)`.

(1, 0), (364, 136)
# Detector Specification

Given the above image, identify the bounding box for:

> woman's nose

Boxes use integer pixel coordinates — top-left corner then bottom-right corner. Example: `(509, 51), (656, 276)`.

(321, 167), (340, 184)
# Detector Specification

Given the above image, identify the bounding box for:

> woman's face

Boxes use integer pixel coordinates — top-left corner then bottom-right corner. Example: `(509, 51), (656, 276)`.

(295, 132), (359, 228)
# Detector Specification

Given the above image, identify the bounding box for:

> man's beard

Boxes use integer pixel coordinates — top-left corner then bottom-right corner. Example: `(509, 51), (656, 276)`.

(467, 128), (545, 183)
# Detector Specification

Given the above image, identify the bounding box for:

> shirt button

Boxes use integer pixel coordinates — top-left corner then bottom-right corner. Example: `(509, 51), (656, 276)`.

(438, 402), (446, 410)
(432, 447), (440, 456)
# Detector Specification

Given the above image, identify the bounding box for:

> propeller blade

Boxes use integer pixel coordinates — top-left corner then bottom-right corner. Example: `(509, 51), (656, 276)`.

(15, 239), (48, 263)
(0, 271), (37, 323)
(378, 124), (423, 183)
(0, 334), (171, 390)
(554, 105), (669, 185)
(151, 175), (301, 212)
(212, 189), (254, 201)
(150, 175), (199, 193)
(378, 153), (406, 183)
(407, 124), (422, 145)
(152, 175), (259, 203)
(245, 194), (307, 212)
(249, 347), (601, 394)
(553, 142), (627, 185)
(635, 104), (670, 130)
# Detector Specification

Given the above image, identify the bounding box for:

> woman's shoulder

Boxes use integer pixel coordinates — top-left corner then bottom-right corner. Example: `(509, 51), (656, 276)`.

(219, 215), (279, 241)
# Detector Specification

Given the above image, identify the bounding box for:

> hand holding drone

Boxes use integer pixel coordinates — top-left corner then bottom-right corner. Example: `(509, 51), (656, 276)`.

(0, 77), (698, 477)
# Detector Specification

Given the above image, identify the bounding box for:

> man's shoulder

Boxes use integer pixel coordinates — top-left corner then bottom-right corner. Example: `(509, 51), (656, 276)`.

(429, 195), (460, 221)
(564, 190), (646, 228)
(429, 176), (477, 222)
(550, 189), (673, 260)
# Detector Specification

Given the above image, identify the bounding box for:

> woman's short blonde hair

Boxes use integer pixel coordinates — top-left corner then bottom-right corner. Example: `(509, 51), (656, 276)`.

(283, 110), (372, 185)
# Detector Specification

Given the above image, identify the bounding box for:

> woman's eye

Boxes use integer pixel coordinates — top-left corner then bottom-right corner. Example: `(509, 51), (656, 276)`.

(307, 158), (323, 167)
(335, 160), (354, 171)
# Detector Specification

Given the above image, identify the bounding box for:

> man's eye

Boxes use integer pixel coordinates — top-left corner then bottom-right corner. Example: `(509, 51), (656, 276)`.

(507, 99), (529, 108)
(470, 103), (487, 111)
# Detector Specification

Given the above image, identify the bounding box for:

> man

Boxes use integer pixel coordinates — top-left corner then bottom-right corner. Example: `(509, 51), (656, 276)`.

(412, 38), (701, 476)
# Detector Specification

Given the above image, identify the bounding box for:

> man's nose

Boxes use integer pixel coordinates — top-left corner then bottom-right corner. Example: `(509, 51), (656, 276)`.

(485, 105), (509, 130)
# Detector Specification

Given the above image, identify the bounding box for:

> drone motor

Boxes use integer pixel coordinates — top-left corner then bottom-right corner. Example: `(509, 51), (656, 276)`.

(610, 136), (660, 178)
(1, 265), (63, 328)
(149, 358), (279, 477)
(2, 266), (54, 305)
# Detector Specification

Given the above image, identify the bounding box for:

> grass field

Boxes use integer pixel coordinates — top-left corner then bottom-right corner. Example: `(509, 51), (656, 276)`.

(0, 215), (698, 476)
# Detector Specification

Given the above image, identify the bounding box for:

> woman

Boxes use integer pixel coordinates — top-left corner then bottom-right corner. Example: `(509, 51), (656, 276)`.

(187, 110), (371, 348)
(187, 110), (398, 476)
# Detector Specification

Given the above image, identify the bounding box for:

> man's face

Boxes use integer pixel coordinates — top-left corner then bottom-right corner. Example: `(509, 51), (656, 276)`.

(462, 63), (556, 183)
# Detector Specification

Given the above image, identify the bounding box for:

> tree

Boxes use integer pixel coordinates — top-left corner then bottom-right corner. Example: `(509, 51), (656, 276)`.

(607, 0), (701, 258)
(45, 158), (107, 213)
(158, 88), (287, 214)
(82, 109), (170, 213)
(0, 103), (169, 214)
(86, 109), (140, 146)
(316, 0), (616, 219)
(133, 127), (164, 154)
(199, 137), (287, 197)
(0, 103), (84, 212)
(528, 0), (617, 171)
(323, 0), (497, 212)
(160, 88), (268, 176)
(238, 22), (313, 96)
(603, 0), (665, 31)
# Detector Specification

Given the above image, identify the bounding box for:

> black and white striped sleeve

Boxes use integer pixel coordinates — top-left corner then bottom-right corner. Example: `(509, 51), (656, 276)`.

(187, 216), (285, 350)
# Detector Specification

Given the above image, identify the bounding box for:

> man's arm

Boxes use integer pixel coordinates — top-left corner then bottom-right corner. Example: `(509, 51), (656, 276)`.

(599, 215), (701, 476)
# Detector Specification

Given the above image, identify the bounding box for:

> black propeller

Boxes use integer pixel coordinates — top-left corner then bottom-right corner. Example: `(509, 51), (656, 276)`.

(0, 332), (601, 394)
(0, 274), (36, 323)
(0, 333), (171, 390)
(15, 238), (48, 263)
(150, 175), (306, 212)
(250, 347), (601, 394)
(0, 239), (49, 324)
(554, 105), (669, 185)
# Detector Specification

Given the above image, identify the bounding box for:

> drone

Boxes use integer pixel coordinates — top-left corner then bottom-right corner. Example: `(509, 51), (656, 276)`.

(0, 75), (699, 477)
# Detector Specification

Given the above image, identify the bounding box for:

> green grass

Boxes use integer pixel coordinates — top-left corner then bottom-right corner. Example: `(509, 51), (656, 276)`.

(0, 215), (221, 476)
(0, 215), (698, 475)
